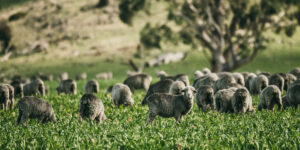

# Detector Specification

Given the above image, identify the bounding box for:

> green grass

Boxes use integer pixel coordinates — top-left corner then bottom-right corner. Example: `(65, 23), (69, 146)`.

(0, 80), (299, 149)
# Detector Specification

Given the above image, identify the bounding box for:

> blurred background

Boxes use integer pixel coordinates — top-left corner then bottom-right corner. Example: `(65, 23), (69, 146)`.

(0, 0), (300, 81)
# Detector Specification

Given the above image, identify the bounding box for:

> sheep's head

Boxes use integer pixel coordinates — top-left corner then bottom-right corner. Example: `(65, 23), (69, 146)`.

(182, 86), (196, 100)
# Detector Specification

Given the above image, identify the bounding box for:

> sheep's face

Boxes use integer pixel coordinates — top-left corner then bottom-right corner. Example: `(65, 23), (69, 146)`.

(183, 86), (196, 100)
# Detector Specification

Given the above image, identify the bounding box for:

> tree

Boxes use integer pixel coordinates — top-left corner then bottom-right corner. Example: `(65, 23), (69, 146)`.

(118, 0), (300, 72)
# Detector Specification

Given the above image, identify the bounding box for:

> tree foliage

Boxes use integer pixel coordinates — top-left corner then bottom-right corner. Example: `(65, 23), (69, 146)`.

(117, 0), (300, 72)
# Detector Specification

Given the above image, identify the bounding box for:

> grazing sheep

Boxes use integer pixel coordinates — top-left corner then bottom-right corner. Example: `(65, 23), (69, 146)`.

(283, 73), (297, 91)
(146, 86), (196, 124)
(141, 79), (174, 105)
(214, 72), (236, 92)
(214, 88), (237, 113)
(59, 72), (68, 81)
(4, 84), (14, 109)
(233, 73), (245, 86)
(258, 85), (282, 111)
(289, 67), (300, 79)
(195, 85), (214, 111)
(79, 93), (106, 123)
(193, 73), (219, 90)
(169, 81), (186, 95)
(76, 72), (87, 80)
(156, 70), (168, 78)
(284, 81), (300, 110)
(84, 80), (99, 94)
(111, 83), (134, 107)
(39, 73), (53, 81)
(249, 75), (269, 95)
(10, 80), (24, 98)
(202, 68), (211, 75)
(194, 70), (204, 80)
(245, 73), (257, 91)
(16, 96), (57, 124)
(96, 72), (113, 80)
(0, 84), (10, 110)
(160, 74), (190, 86)
(269, 74), (284, 92)
(123, 73), (152, 93)
(231, 88), (254, 114)
(56, 79), (77, 95)
(23, 79), (46, 96)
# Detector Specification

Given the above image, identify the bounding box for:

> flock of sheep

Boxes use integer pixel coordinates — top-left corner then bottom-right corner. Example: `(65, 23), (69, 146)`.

(1, 67), (300, 125)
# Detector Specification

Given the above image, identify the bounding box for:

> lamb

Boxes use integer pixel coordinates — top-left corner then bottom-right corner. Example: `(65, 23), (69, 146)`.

(284, 81), (300, 110)
(141, 79), (174, 105)
(169, 81), (186, 95)
(202, 68), (211, 75)
(76, 72), (87, 80)
(233, 73), (245, 86)
(0, 84), (10, 110)
(146, 86), (196, 124)
(59, 72), (68, 81)
(213, 72), (236, 92)
(289, 67), (300, 79)
(16, 96), (57, 124)
(23, 79), (46, 96)
(111, 83), (134, 107)
(194, 70), (204, 80)
(123, 73), (152, 93)
(214, 88), (237, 113)
(258, 85), (282, 111)
(231, 88), (254, 114)
(56, 79), (77, 95)
(193, 73), (219, 90)
(249, 74), (269, 95)
(79, 93), (106, 123)
(84, 80), (99, 93)
(195, 85), (214, 111)
(245, 73), (257, 91)
(10, 80), (24, 98)
(269, 74), (284, 92)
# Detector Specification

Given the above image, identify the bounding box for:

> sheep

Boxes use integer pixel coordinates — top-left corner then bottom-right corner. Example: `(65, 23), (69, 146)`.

(76, 72), (87, 80)
(257, 72), (271, 78)
(59, 72), (68, 81)
(23, 79), (46, 96)
(0, 84), (10, 110)
(214, 88), (237, 113)
(16, 96), (57, 124)
(284, 81), (300, 110)
(111, 83), (134, 107)
(84, 80), (99, 94)
(193, 73), (219, 90)
(95, 72), (113, 80)
(141, 79), (174, 105)
(269, 74), (284, 92)
(282, 95), (290, 109)
(194, 70), (204, 80)
(146, 86), (196, 124)
(79, 93), (106, 123)
(202, 68), (211, 75)
(3, 84), (14, 109)
(231, 88), (254, 114)
(233, 73), (245, 86)
(282, 73), (297, 91)
(39, 73), (53, 81)
(169, 81), (186, 95)
(56, 79), (77, 95)
(195, 85), (214, 111)
(156, 70), (168, 78)
(10, 80), (24, 98)
(245, 73), (257, 91)
(258, 85), (282, 111)
(213, 72), (236, 92)
(289, 67), (300, 79)
(160, 74), (190, 86)
(123, 73), (152, 93)
(249, 74), (269, 95)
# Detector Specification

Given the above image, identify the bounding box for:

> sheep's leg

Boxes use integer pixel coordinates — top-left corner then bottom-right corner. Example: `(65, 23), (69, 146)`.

(16, 111), (22, 124)
(257, 104), (263, 111)
(79, 114), (83, 122)
(0, 103), (4, 110)
(174, 112), (181, 124)
(41, 117), (49, 123)
(276, 99), (282, 111)
(10, 99), (14, 110)
(95, 115), (101, 124)
(4, 101), (9, 110)
(293, 104), (298, 110)
(19, 112), (29, 124)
